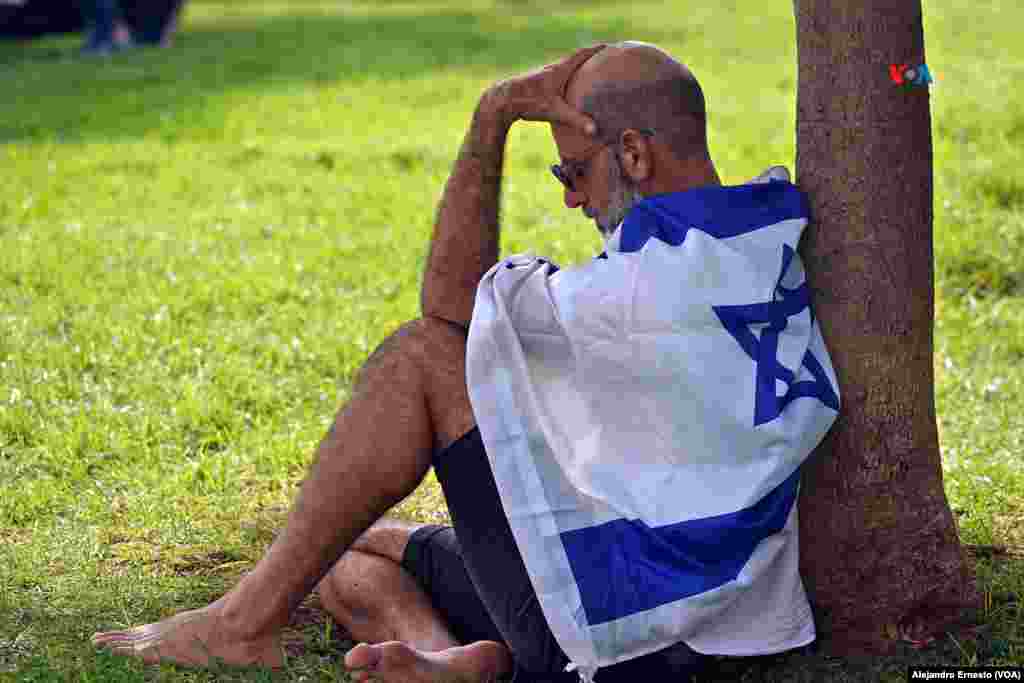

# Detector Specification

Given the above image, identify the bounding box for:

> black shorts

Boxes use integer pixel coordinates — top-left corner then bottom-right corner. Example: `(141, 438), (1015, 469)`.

(399, 427), (707, 683)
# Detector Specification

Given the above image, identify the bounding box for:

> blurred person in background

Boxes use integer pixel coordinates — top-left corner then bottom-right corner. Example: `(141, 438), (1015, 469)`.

(78, 0), (185, 55)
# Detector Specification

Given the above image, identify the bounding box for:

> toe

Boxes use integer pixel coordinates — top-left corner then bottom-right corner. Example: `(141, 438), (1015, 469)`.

(107, 642), (139, 658)
(369, 641), (422, 678)
(345, 642), (382, 671)
(93, 633), (129, 648)
(93, 631), (139, 645)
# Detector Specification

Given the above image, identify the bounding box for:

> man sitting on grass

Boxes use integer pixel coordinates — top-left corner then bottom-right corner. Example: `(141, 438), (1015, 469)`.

(93, 41), (838, 682)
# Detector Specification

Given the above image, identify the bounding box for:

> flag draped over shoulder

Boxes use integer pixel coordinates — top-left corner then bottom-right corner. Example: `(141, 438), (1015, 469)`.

(465, 171), (840, 683)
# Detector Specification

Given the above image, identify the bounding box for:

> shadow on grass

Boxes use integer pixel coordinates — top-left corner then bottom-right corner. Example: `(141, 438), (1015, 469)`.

(698, 639), (971, 683)
(696, 547), (1023, 682)
(0, 5), (678, 144)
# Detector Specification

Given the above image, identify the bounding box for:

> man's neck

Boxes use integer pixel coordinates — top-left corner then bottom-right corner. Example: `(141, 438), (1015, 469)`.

(643, 157), (722, 196)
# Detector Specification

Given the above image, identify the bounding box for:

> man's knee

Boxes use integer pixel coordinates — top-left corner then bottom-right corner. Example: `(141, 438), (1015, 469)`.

(320, 550), (395, 613)
(354, 317), (473, 452)
(359, 317), (463, 379)
(350, 517), (424, 564)
(349, 318), (462, 415)
(398, 316), (467, 364)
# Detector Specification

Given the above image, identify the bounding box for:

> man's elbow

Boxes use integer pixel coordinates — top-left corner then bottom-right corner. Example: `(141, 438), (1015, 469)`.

(420, 272), (474, 332)
(420, 301), (471, 334)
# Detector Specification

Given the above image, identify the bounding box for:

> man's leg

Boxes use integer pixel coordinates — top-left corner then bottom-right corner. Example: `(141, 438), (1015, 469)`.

(92, 317), (508, 681)
(317, 518), (462, 652)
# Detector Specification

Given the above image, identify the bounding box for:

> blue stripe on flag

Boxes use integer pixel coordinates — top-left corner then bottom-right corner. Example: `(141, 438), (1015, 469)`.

(559, 467), (801, 625)
(617, 182), (810, 254)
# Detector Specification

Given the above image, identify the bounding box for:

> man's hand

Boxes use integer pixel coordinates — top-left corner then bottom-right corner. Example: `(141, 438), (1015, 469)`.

(487, 44), (607, 135)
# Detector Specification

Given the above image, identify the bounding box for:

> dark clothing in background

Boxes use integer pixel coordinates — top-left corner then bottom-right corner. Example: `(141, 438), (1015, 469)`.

(0, 0), (185, 45)
(119, 0), (184, 44)
(1, 0), (83, 39)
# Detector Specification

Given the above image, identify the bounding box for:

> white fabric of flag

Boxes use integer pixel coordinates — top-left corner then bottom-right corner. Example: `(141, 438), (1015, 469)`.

(465, 170), (840, 683)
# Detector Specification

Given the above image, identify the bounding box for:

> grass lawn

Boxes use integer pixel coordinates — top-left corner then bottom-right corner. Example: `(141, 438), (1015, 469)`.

(1, 0), (1021, 680)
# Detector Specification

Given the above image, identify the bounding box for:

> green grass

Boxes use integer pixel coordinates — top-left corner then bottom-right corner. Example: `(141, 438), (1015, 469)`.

(1, 0), (1022, 680)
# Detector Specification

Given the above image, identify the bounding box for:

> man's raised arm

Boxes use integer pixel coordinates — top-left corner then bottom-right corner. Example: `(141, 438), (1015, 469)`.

(420, 92), (509, 330)
(420, 45), (607, 330)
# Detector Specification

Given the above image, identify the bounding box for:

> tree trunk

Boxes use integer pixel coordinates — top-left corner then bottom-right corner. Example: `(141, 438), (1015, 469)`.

(793, 0), (980, 654)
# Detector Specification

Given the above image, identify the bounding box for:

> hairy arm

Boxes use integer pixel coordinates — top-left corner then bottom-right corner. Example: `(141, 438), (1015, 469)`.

(420, 89), (511, 331)
(420, 45), (603, 329)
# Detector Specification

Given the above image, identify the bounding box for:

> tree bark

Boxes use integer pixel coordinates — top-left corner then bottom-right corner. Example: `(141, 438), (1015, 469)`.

(793, 0), (980, 654)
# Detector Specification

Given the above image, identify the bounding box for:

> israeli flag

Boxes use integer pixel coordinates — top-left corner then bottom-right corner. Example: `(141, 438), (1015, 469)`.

(465, 169), (840, 683)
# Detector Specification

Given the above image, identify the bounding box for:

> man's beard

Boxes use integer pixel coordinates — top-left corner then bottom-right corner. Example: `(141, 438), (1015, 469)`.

(595, 150), (644, 238)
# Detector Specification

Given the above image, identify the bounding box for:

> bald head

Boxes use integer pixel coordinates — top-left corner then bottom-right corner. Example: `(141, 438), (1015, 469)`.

(565, 41), (709, 163)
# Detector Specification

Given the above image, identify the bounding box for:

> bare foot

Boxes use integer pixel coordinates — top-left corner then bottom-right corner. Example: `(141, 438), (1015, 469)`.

(91, 597), (284, 669)
(344, 640), (513, 683)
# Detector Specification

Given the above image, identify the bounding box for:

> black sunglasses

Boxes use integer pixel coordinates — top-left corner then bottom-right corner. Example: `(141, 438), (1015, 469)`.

(550, 128), (655, 193)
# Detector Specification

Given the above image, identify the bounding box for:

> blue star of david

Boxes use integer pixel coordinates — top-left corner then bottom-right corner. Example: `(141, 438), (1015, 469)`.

(712, 245), (840, 427)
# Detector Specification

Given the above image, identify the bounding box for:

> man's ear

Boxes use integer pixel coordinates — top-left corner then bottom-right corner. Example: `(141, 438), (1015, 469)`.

(619, 129), (652, 182)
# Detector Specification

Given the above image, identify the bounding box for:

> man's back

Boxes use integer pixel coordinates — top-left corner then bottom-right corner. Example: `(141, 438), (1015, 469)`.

(466, 174), (840, 678)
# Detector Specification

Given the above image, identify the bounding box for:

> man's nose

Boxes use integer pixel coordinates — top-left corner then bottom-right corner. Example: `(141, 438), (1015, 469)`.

(564, 187), (585, 209)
